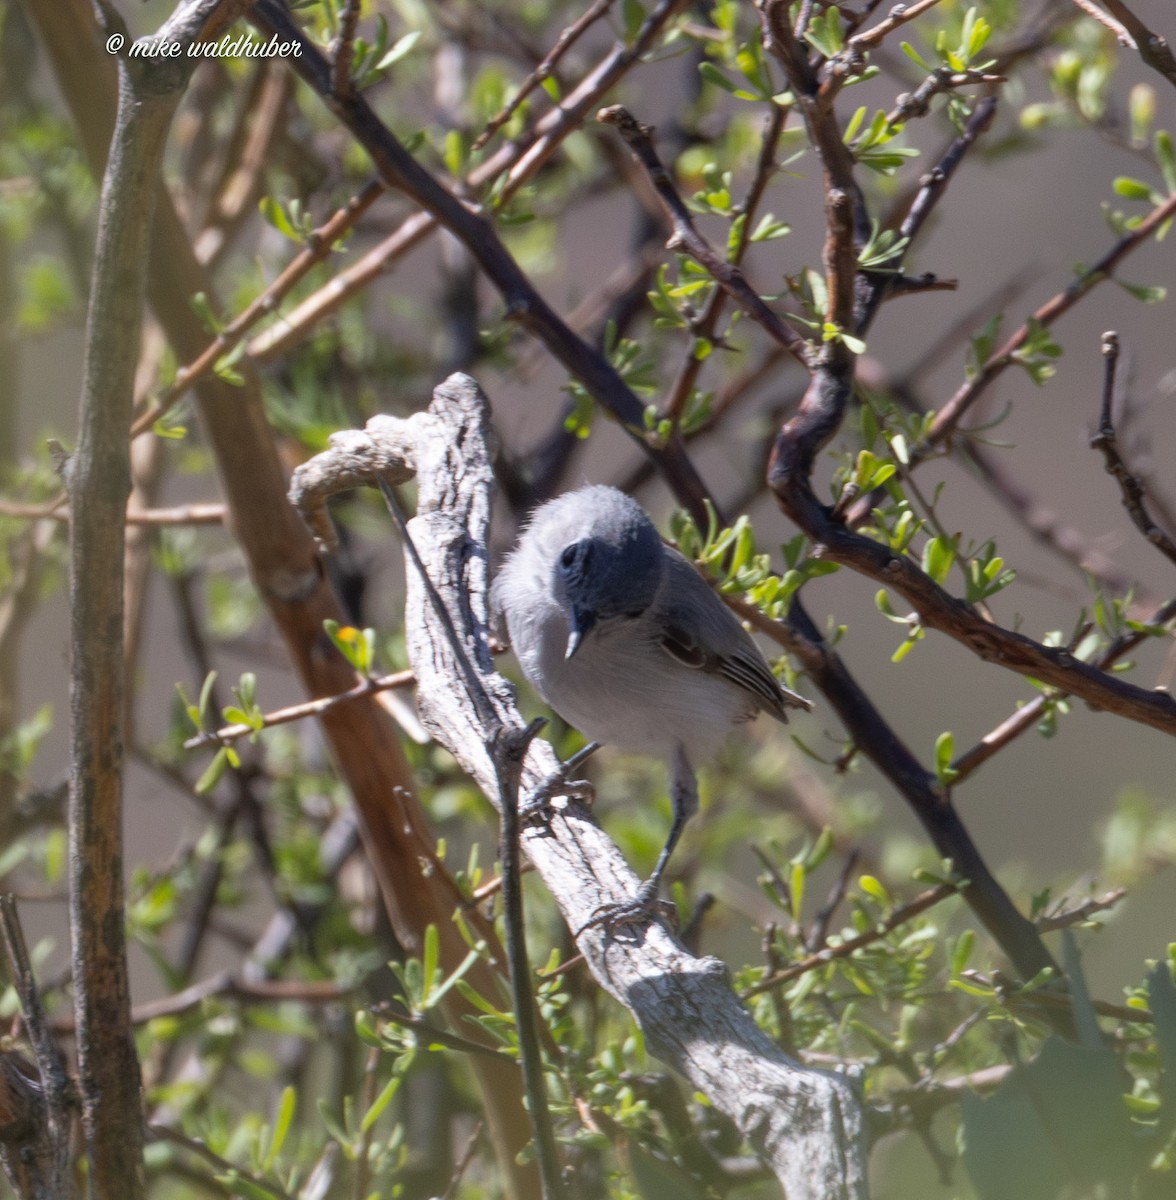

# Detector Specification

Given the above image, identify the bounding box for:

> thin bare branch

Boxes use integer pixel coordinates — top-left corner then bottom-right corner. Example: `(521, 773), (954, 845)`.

(919, 191), (1176, 463)
(596, 104), (812, 365)
(742, 883), (958, 997)
(1036, 888), (1128, 933)
(1090, 331), (1176, 569)
(183, 669), (415, 750)
(331, 0), (361, 97)
(0, 499), (226, 525)
(1100, 0), (1176, 86)
(1069, 0), (1135, 46)
(473, 0), (615, 151)
(850, 0), (947, 50)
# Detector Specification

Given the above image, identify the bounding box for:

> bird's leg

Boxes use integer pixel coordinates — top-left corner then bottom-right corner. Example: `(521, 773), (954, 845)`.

(575, 747), (698, 935)
(632, 751), (698, 907)
(519, 740), (600, 823)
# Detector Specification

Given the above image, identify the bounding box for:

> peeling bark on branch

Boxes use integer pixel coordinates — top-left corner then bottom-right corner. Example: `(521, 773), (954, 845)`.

(290, 373), (868, 1200)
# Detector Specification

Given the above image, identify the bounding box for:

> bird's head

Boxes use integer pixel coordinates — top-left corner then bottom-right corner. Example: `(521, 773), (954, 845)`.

(537, 487), (663, 659)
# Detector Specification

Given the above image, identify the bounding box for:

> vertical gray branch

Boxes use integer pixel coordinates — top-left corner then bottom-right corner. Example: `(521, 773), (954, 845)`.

(65, 2), (255, 1193)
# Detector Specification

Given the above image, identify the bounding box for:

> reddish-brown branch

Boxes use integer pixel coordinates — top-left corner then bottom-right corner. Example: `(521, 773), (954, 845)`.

(130, 180), (384, 438)
(952, 593), (1176, 780)
(772, 471), (1176, 737)
(0, 499), (226, 525)
(920, 191), (1176, 462)
(742, 883), (959, 996)
(664, 103), (789, 425)
(183, 668), (415, 750)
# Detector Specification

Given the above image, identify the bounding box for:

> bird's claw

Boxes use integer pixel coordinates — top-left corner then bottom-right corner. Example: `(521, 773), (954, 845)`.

(573, 887), (677, 938)
(519, 743), (599, 824)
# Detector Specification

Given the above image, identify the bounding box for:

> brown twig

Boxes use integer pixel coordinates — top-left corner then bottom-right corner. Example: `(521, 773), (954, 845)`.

(129, 180), (384, 438)
(195, 65), (292, 268)
(1090, 331), (1176, 569)
(886, 68), (1006, 126)
(1035, 888), (1127, 933)
(331, 0), (362, 97)
(742, 883), (958, 998)
(597, 104), (812, 366)
(473, 0), (615, 151)
(1100, 0), (1176, 88)
(0, 499), (226, 525)
(663, 103), (789, 426)
(147, 1124), (296, 1200)
(1104, 0), (1176, 87)
(440, 1122), (486, 1200)
(951, 593), (1176, 780)
(0, 895), (76, 1198)
(917, 191), (1176, 464)
(1069, 0), (1135, 46)
(182, 668), (415, 750)
(960, 970), (1152, 1024)
(849, 0), (947, 50)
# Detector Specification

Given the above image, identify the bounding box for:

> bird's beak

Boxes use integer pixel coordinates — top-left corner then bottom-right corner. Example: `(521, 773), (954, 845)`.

(565, 606), (596, 659)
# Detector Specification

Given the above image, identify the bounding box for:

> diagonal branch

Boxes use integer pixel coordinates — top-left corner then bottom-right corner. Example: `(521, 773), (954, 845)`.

(290, 374), (869, 1200)
(1098, 0), (1176, 87)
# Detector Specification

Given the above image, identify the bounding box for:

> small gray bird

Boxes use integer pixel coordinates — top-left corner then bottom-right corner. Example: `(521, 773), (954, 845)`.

(493, 484), (811, 917)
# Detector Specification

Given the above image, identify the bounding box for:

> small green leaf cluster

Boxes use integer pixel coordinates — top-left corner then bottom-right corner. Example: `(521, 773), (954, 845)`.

(843, 106), (921, 176)
(697, 1), (781, 104)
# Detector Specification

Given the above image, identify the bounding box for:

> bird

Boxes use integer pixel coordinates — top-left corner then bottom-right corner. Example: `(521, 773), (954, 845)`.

(492, 484), (811, 919)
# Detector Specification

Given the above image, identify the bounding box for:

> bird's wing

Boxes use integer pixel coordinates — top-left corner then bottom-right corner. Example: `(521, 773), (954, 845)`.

(658, 550), (811, 723)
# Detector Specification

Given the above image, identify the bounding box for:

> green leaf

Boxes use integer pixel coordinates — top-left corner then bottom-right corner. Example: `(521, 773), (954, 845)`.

(361, 1074), (401, 1133)
(1155, 129), (1176, 194)
(152, 417), (187, 440)
(749, 212), (791, 242)
(195, 746), (231, 795)
(859, 874), (890, 905)
(264, 1085), (296, 1169)
(1112, 176), (1157, 202)
(189, 291), (222, 334)
(1115, 279), (1167, 303)
(259, 195), (300, 242)
(921, 534), (956, 585)
(421, 923), (440, 1005)
(789, 860), (805, 922)
(375, 29), (421, 70)
(900, 41), (932, 71)
(698, 62), (737, 94)
(621, 0), (646, 41)
(951, 929), (975, 976)
(935, 730), (959, 785)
